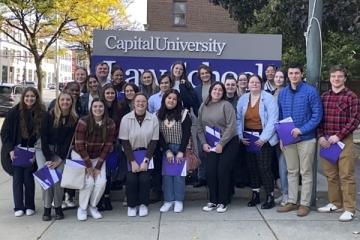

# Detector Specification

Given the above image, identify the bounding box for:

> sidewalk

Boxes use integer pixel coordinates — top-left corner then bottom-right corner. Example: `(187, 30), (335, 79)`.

(0, 169), (359, 240)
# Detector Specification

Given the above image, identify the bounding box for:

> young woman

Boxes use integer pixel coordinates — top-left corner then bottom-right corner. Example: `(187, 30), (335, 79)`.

(264, 64), (277, 94)
(224, 75), (239, 110)
(273, 70), (286, 97)
(170, 61), (200, 116)
(111, 65), (126, 101)
(198, 82), (238, 213)
(119, 93), (159, 217)
(157, 90), (192, 213)
(1, 87), (45, 217)
(80, 75), (101, 116)
(237, 73), (249, 97)
(74, 67), (88, 94)
(74, 98), (116, 221)
(38, 92), (78, 221)
(148, 72), (172, 113)
(139, 70), (159, 99)
(236, 75), (279, 209)
(120, 82), (139, 115)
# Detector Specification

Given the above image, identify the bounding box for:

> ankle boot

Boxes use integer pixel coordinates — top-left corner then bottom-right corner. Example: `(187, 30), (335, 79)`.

(248, 191), (260, 207)
(261, 194), (275, 209)
(104, 197), (113, 211)
(42, 207), (52, 221)
(55, 207), (64, 220)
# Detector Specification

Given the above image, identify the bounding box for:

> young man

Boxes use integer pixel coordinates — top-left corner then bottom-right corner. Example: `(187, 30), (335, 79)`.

(95, 62), (110, 86)
(277, 63), (323, 217)
(317, 65), (360, 222)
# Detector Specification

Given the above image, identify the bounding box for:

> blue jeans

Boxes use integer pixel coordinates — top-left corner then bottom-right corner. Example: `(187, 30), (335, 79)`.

(162, 144), (185, 202)
(277, 147), (288, 195)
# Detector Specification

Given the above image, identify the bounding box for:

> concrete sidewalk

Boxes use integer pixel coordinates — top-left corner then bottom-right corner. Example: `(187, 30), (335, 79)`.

(1, 169), (360, 240)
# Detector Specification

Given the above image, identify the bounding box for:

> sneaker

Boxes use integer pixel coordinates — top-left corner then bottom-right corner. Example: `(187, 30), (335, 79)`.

(139, 204), (148, 217)
(277, 203), (298, 213)
(297, 205), (310, 217)
(261, 195), (275, 209)
(14, 210), (24, 217)
(88, 206), (103, 219)
(339, 211), (354, 222)
(174, 201), (183, 213)
(317, 203), (342, 213)
(77, 208), (87, 221)
(160, 202), (174, 213)
(216, 204), (228, 213)
(61, 201), (67, 209)
(202, 203), (217, 212)
(26, 209), (35, 216)
(127, 207), (137, 217)
(274, 195), (283, 205)
(281, 194), (288, 206)
(64, 193), (76, 208)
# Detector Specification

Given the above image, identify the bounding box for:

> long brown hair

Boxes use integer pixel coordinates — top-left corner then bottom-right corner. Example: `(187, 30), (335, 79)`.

(84, 98), (110, 142)
(53, 92), (78, 128)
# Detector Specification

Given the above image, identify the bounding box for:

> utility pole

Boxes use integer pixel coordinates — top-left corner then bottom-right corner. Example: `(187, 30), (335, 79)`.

(306, 0), (323, 207)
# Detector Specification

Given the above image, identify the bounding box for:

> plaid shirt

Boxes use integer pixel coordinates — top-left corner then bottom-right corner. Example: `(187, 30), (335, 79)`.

(318, 88), (360, 140)
(75, 118), (116, 169)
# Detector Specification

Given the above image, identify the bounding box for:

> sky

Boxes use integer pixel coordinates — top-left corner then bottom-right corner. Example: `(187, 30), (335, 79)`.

(125, 0), (147, 30)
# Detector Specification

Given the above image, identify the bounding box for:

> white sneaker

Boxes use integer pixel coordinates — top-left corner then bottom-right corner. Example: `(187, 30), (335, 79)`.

(88, 206), (103, 219)
(77, 208), (87, 221)
(216, 204), (228, 213)
(61, 201), (67, 209)
(339, 211), (354, 222)
(65, 199), (76, 208)
(160, 202), (174, 212)
(139, 204), (148, 217)
(317, 203), (342, 213)
(127, 207), (137, 217)
(202, 203), (217, 212)
(281, 194), (288, 206)
(174, 201), (183, 213)
(14, 210), (24, 217)
(26, 209), (35, 216)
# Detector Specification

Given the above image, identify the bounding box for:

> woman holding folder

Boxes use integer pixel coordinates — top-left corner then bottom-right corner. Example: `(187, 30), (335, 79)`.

(1, 87), (45, 217)
(236, 75), (279, 209)
(74, 98), (116, 221)
(198, 82), (238, 213)
(38, 92), (78, 221)
(157, 90), (191, 213)
(119, 93), (159, 217)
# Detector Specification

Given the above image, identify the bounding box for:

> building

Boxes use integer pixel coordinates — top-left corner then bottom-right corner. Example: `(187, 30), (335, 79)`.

(0, 30), (73, 87)
(147, 0), (238, 33)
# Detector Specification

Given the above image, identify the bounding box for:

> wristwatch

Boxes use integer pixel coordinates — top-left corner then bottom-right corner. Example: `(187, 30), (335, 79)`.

(144, 159), (149, 164)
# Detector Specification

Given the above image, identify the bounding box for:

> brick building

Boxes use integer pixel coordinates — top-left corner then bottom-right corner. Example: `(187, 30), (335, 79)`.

(147, 0), (238, 33)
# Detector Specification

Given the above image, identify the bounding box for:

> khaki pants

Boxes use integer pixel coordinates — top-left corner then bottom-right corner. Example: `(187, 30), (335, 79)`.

(283, 138), (316, 206)
(320, 135), (356, 213)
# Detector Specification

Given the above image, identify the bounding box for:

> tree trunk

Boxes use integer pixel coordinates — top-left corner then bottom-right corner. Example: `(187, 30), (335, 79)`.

(34, 57), (43, 96)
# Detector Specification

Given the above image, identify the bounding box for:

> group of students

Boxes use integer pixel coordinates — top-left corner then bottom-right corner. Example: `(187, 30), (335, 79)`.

(1, 61), (359, 223)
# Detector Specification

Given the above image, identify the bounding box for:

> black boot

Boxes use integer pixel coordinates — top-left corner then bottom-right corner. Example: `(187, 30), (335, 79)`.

(261, 194), (275, 209)
(97, 197), (105, 211)
(247, 191), (260, 207)
(104, 197), (113, 211)
(42, 207), (51, 221)
(55, 207), (64, 220)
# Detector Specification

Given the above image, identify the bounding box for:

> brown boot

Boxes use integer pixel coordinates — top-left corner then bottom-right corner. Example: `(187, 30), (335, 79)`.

(277, 203), (298, 213)
(297, 205), (310, 217)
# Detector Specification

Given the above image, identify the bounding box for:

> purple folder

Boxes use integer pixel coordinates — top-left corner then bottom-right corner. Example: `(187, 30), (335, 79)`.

(162, 156), (186, 176)
(320, 143), (343, 164)
(106, 150), (119, 170)
(243, 132), (261, 153)
(127, 149), (147, 171)
(205, 126), (221, 148)
(12, 146), (35, 167)
(117, 91), (125, 101)
(275, 122), (301, 146)
(33, 166), (61, 190)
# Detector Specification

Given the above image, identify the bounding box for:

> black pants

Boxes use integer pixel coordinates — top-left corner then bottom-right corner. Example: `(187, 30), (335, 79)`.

(246, 143), (274, 194)
(206, 136), (238, 205)
(126, 171), (150, 208)
(13, 166), (35, 211)
(150, 145), (162, 193)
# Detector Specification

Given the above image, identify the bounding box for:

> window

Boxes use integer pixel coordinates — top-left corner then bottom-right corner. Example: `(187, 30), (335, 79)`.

(2, 66), (8, 83)
(173, 1), (186, 26)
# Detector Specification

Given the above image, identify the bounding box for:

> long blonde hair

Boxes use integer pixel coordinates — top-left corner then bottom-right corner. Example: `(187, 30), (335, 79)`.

(53, 92), (78, 127)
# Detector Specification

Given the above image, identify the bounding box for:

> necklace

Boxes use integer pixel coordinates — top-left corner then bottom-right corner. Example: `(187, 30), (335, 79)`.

(164, 119), (176, 128)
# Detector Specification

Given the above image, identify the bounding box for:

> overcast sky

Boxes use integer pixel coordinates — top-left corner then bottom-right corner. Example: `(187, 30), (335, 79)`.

(126, 0), (147, 29)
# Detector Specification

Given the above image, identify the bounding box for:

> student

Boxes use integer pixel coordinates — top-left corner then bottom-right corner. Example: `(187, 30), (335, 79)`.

(80, 75), (100, 116)
(38, 92), (78, 221)
(148, 72), (172, 114)
(111, 65), (126, 101)
(198, 82), (238, 213)
(317, 65), (360, 222)
(74, 98), (116, 221)
(1, 87), (45, 217)
(95, 62), (110, 86)
(139, 70), (160, 99)
(277, 64), (323, 217)
(119, 93), (159, 217)
(157, 90), (191, 213)
(237, 73), (249, 97)
(74, 67), (88, 94)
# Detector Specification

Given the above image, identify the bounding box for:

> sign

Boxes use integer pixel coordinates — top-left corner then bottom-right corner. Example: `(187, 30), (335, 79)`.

(92, 30), (282, 86)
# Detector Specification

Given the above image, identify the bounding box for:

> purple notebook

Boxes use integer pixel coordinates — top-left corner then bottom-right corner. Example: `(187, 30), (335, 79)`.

(205, 126), (221, 148)
(162, 156), (186, 176)
(320, 142), (344, 164)
(127, 149), (154, 171)
(12, 146), (35, 167)
(243, 132), (261, 153)
(275, 122), (301, 146)
(33, 166), (61, 190)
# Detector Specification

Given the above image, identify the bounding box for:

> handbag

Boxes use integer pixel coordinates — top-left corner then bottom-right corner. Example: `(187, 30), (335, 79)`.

(60, 136), (86, 190)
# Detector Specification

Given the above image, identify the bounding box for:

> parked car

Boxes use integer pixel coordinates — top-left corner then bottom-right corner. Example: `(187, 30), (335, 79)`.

(0, 84), (24, 116)
(47, 83), (56, 89)
(24, 81), (37, 88)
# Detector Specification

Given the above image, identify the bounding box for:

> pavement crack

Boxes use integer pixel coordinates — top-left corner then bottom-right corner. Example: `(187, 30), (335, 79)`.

(256, 207), (279, 240)
(36, 220), (56, 240)
(157, 212), (162, 240)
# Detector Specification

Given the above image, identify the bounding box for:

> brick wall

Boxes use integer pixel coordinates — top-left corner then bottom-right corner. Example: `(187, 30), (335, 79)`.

(147, 0), (238, 33)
